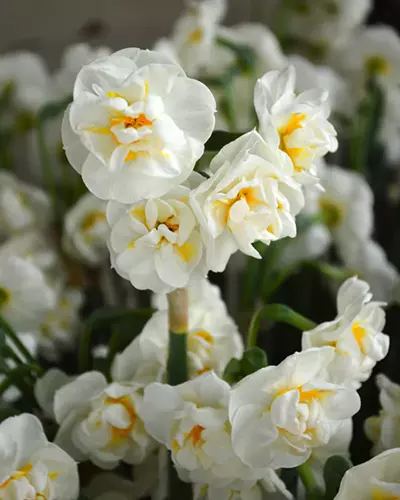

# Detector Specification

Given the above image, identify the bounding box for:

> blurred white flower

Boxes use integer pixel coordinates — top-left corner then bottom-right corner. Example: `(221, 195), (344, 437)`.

(54, 372), (155, 469)
(0, 230), (64, 292)
(379, 85), (400, 164)
(229, 347), (360, 469)
(309, 419), (352, 487)
(0, 255), (57, 332)
(107, 183), (205, 293)
(0, 413), (79, 500)
(0, 171), (51, 239)
(113, 285), (242, 381)
(85, 473), (135, 500)
(194, 470), (293, 499)
(334, 448), (400, 499)
(277, 0), (372, 56)
(254, 66), (338, 184)
(143, 372), (268, 488)
(288, 54), (351, 116)
(339, 238), (400, 303)
(335, 25), (400, 89)
(207, 23), (287, 132)
(278, 223), (331, 269)
(63, 193), (109, 266)
(365, 374), (400, 455)
(62, 47), (216, 203)
(190, 130), (304, 272)
(306, 163), (374, 249)
(54, 43), (112, 97)
(38, 288), (83, 361)
(155, 0), (227, 77)
(0, 52), (53, 111)
(302, 277), (389, 388)
(35, 368), (73, 420)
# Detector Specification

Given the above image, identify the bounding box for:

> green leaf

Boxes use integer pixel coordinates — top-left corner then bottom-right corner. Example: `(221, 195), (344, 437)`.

(222, 358), (242, 384)
(37, 95), (72, 122)
(205, 131), (241, 151)
(241, 347), (268, 376)
(323, 455), (352, 500)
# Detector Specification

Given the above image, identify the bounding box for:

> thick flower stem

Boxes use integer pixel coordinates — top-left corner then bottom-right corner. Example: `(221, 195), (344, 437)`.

(166, 288), (191, 499)
(297, 462), (324, 498)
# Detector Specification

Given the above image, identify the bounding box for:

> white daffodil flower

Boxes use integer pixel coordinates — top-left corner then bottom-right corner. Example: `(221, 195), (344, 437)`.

(0, 230), (65, 292)
(302, 277), (389, 388)
(0, 256), (57, 332)
(336, 25), (400, 89)
(142, 372), (269, 489)
(0, 413), (79, 500)
(305, 163), (374, 250)
(339, 238), (400, 303)
(205, 23), (287, 132)
(38, 288), (83, 361)
(107, 183), (205, 293)
(365, 374), (400, 455)
(254, 66), (338, 185)
(62, 47), (216, 204)
(86, 473), (135, 500)
(113, 289), (242, 381)
(54, 43), (112, 97)
(190, 130), (304, 272)
(229, 347), (360, 469)
(334, 448), (400, 499)
(288, 55), (350, 117)
(54, 372), (155, 469)
(309, 419), (352, 487)
(0, 52), (53, 111)
(194, 470), (293, 500)
(276, 0), (372, 57)
(35, 368), (73, 420)
(158, 0), (227, 77)
(278, 224), (331, 269)
(63, 193), (109, 266)
(0, 171), (51, 239)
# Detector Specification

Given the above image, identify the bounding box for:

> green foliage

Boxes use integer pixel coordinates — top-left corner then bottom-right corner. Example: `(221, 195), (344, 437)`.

(223, 347), (267, 385)
(323, 455), (352, 500)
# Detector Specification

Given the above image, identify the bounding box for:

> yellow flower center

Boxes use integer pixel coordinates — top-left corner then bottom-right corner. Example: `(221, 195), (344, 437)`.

(105, 395), (137, 444)
(0, 464), (32, 489)
(81, 211), (106, 232)
(188, 28), (204, 44)
(352, 321), (367, 354)
(186, 424), (205, 446)
(278, 113), (307, 171)
(372, 487), (400, 500)
(366, 56), (391, 76)
(319, 198), (343, 228)
(0, 287), (10, 307)
(192, 330), (214, 344)
(110, 113), (152, 130)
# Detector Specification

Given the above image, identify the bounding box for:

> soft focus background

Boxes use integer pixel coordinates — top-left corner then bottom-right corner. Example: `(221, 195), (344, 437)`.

(1, 0), (400, 58)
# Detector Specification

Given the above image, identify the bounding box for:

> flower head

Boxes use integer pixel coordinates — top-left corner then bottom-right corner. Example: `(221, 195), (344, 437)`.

(334, 448), (400, 499)
(108, 182), (205, 293)
(54, 372), (155, 469)
(254, 66), (338, 184)
(302, 277), (389, 388)
(229, 347), (360, 469)
(63, 193), (109, 266)
(0, 256), (57, 332)
(190, 131), (304, 272)
(0, 413), (79, 500)
(62, 48), (216, 203)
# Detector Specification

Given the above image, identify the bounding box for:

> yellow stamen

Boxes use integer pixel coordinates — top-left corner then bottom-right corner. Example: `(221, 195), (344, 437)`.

(188, 28), (204, 44)
(352, 322), (366, 354)
(192, 330), (214, 344)
(186, 424), (205, 446)
(0, 464), (32, 489)
(366, 56), (391, 76)
(278, 113), (307, 168)
(81, 211), (106, 232)
(105, 395), (137, 445)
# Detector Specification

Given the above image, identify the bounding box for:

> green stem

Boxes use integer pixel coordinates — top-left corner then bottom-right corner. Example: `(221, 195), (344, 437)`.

(247, 304), (317, 349)
(0, 317), (39, 367)
(166, 288), (191, 499)
(79, 307), (154, 373)
(306, 261), (354, 282)
(297, 462), (324, 498)
(36, 121), (59, 217)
